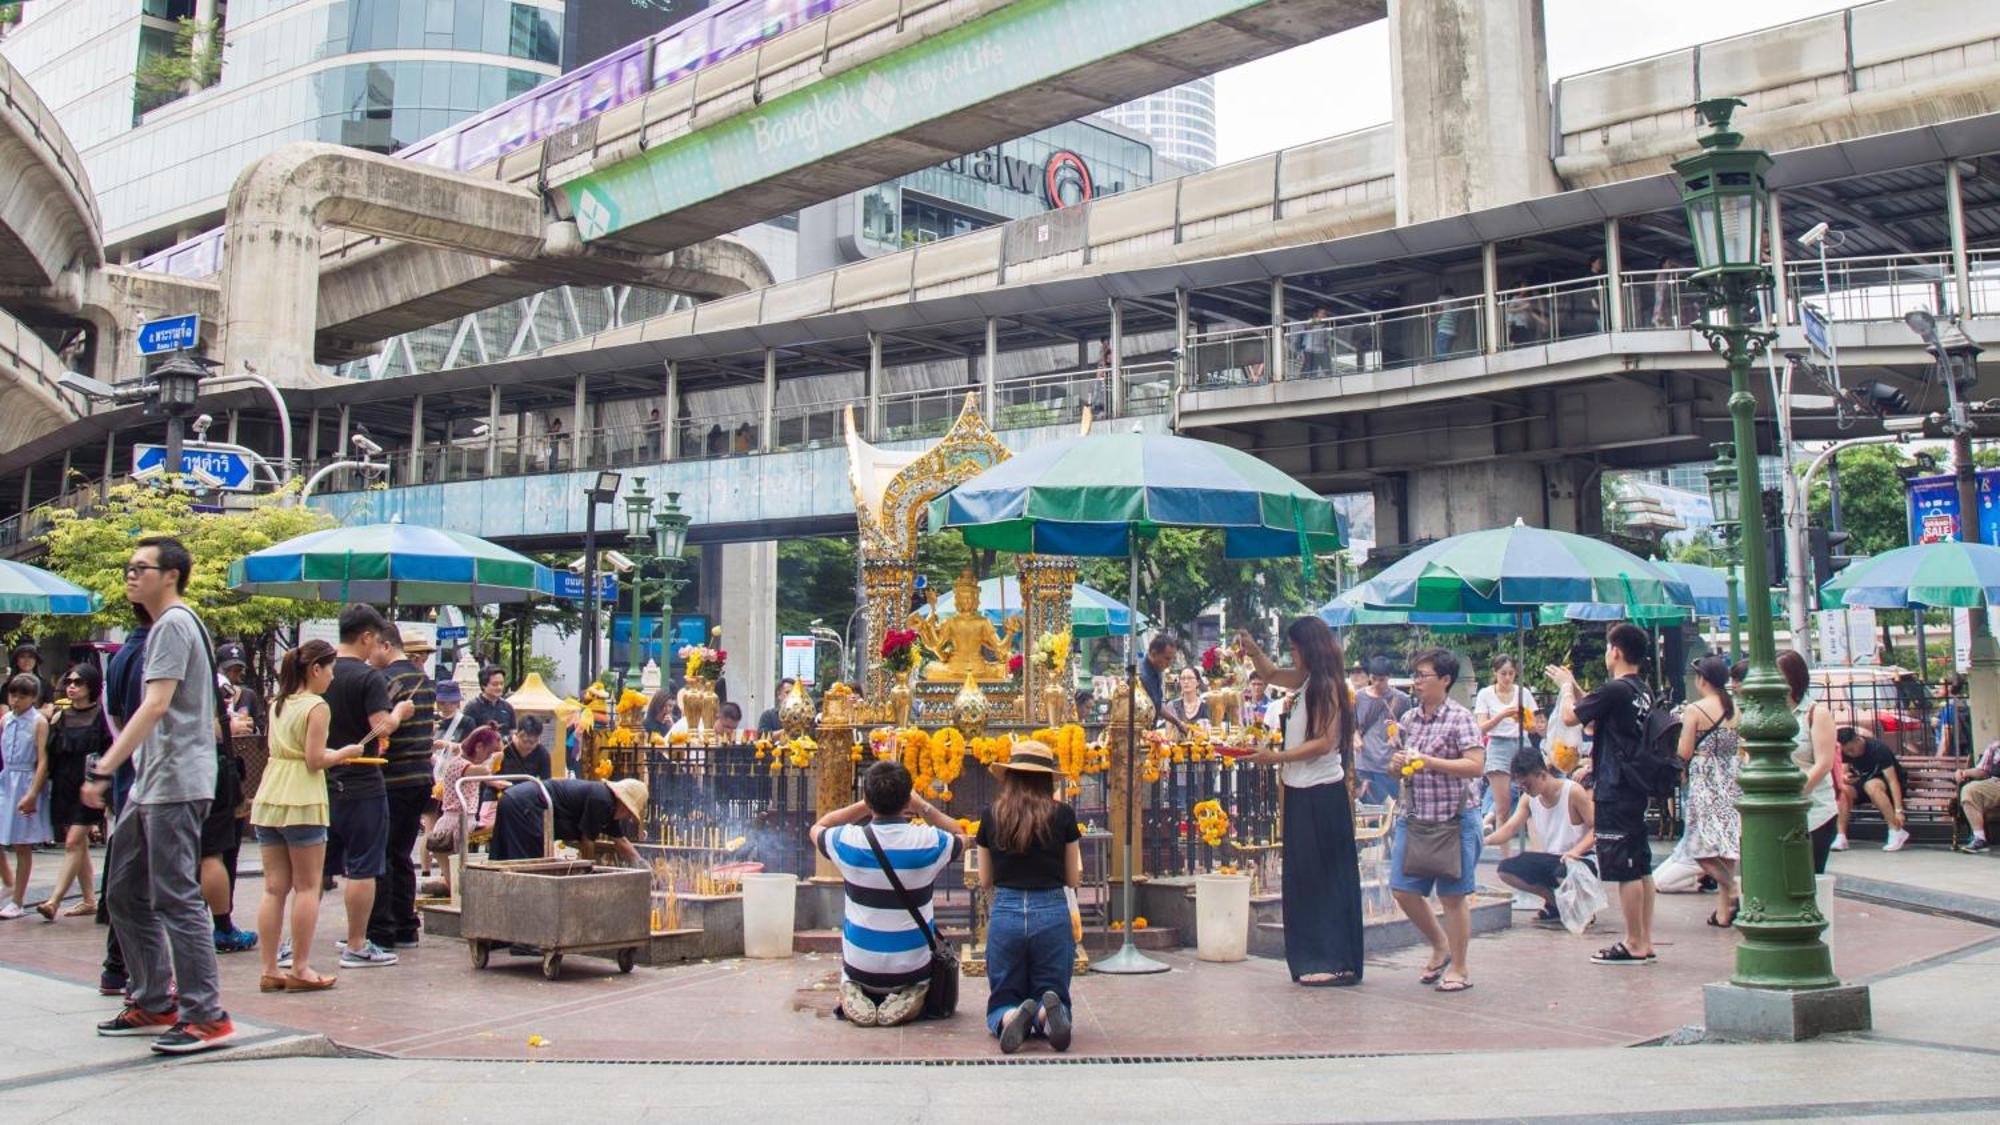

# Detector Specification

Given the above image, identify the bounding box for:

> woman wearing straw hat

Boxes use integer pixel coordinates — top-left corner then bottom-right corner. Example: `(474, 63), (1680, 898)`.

(975, 740), (1083, 1054)
(489, 776), (648, 866)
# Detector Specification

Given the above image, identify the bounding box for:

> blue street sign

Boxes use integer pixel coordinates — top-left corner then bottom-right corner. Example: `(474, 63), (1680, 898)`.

(131, 443), (254, 492)
(435, 625), (469, 641)
(673, 614), (709, 648)
(1802, 302), (1831, 360)
(551, 572), (618, 601)
(135, 314), (201, 356)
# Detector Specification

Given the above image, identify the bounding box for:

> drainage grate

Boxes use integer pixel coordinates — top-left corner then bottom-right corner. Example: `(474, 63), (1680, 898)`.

(391, 1050), (1404, 1067)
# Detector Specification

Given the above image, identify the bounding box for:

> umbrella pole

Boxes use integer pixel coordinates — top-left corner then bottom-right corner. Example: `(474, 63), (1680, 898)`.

(1097, 535), (1168, 975)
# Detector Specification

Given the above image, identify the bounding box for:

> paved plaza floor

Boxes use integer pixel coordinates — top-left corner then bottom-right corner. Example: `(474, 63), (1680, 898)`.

(2, 845), (1997, 1121)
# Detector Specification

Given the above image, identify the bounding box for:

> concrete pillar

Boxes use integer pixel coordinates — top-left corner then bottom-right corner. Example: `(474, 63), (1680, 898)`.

(59, 449), (72, 494)
(572, 375), (587, 469)
(983, 317), (999, 426)
(1108, 299), (1125, 418)
(306, 408), (320, 464)
(1372, 476), (1409, 548)
(761, 349), (777, 453)
(1604, 218), (1624, 333)
(102, 433), (117, 490)
(1482, 243), (1501, 354)
(1765, 192), (1789, 325)
(1389, 0), (1560, 225)
(707, 541), (778, 726)
(1948, 161), (1973, 318)
(486, 385), (501, 475)
(664, 362), (680, 460)
(1174, 287), (1190, 408)
(865, 333), (883, 441)
(335, 405), (350, 461)
(408, 394), (425, 482)
(1404, 461), (1549, 540)
(19, 467), (31, 514)
(226, 409), (240, 445)
(1269, 278), (1288, 382)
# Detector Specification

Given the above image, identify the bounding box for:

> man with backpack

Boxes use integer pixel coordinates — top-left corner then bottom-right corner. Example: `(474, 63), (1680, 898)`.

(1548, 623), (1661, 966)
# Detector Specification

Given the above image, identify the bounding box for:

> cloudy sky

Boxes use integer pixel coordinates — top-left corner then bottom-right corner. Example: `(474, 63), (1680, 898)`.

(1215, 0), (1859, 164)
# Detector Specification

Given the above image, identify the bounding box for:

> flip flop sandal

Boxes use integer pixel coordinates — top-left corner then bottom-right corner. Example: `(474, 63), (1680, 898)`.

(1419, 956), (1452, 985)
(1434, 978), (1474, 993)
(63, 900), (98, 917)
(1705, 911), (1738, 928)
(1591, 942), (1654, 965)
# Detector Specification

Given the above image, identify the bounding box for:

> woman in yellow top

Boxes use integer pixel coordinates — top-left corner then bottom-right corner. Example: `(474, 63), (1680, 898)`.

(251, 640), (366, 993)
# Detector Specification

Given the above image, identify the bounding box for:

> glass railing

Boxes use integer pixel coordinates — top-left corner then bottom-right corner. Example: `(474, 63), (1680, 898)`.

(1121, 361), (1176, 415)
(1621, 269), (1703, 329)
(1186, 297), (1485, 390)
(878, 386), (970, 443)
(993, 369), (1106, 431)
(1968, 248), (2000, 318)
(1496, 277), (1610, 348)
(1785, 252), (1956, 323)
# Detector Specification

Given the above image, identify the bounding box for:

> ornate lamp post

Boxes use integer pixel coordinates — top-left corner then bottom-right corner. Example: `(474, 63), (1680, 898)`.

(652, 490), (692, 665)
(1704, 442), (1742, 661)
(581, 470), (622, 686)
(1679, 99), (1862, 1036)
(623, 480), (657, 685)
(149, 354), (208, 486)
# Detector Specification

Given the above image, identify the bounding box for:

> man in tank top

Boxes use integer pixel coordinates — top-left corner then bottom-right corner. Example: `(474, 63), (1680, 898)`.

(1486, 750), (1596, 927)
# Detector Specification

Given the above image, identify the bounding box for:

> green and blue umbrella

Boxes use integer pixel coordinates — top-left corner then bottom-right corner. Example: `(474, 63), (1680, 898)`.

(228, 522), (552, 604)
(927, 431), (1344, 561)
(1821, 541), (2000, 609)
(930, 575), (1146, 638)
(0, 559), (98, 615)
(1349, 521), (1693, 615)
(1317, 588), (1518, 633)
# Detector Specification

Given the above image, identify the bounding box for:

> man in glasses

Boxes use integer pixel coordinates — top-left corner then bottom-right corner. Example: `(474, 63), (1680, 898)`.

(82, 538), (236, 1054)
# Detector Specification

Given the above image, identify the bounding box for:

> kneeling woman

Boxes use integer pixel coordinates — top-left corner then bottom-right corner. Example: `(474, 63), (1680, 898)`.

(977, 741), (1082, 1053)
(1239, 618), (1363, 986)
(490, 777), (648, 866)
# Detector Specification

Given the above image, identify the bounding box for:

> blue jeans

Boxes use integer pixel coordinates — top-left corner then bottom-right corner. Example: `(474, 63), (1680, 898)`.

(984, 886), (1074, 1035)
(1358, 769), (1397, 805)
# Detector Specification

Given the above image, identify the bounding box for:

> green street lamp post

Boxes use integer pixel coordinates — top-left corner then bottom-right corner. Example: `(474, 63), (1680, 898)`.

(1704, 442), (1742, 662)
(621, 482), (693, 679)
(624, 480), (657, 684)
(652, 490), (692, 661)
(1679, 100), (1859, 1032)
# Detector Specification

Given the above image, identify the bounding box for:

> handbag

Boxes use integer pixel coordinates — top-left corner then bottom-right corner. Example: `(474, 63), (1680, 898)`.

(862, 823), (959, 1020)
(1401, 812), (1464, 881)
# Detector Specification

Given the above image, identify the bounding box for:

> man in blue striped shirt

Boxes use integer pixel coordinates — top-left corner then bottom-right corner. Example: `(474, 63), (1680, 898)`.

(811, 761), (965, 1026)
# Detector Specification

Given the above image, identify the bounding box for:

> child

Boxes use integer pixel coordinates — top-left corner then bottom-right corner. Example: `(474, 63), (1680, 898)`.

(0, 673), (53, 917)
(1484, 750), (1594, 927)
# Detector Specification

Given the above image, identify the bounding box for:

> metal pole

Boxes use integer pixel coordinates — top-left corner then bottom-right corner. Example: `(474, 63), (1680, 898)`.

(1096, 533), (1167, 975)
(164, 414), (185, 492)
(583, 498), (600, 687)
(630, 557), (645, 678)
(983, 317), (998, 427)
(1773, 352), (1811, 651)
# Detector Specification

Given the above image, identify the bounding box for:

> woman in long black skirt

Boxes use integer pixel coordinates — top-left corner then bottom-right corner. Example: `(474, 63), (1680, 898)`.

(1240, 617), (1363, 986)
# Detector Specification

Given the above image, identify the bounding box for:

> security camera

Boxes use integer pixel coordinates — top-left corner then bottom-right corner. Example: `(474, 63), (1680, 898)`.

(351, 433), (384, 457)
(1798, 222), (1830, 248)
(191, 413), (214, 437)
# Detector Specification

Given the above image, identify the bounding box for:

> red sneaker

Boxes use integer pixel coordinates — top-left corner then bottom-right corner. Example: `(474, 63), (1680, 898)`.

(151, 1015), (236, 1054)
(96, 1004), (177, 1037)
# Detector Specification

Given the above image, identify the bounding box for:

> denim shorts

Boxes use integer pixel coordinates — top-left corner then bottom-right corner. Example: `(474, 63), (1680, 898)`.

(1483, 736), (1525, 777)
(1388, 810), (1483, 899)
(254, 823), (328, 847)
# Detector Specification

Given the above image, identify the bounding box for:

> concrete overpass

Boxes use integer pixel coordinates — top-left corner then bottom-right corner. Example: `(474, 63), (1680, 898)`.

(0, 47), (101, 310)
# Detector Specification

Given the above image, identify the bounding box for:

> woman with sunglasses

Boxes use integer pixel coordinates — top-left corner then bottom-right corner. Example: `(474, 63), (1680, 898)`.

(35, 665), (111, 921)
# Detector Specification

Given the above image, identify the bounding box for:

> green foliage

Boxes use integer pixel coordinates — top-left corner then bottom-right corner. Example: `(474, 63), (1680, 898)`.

(1075, 528), (1319, 651)
(776, 538), (858, 683)
(136, 17), (221, 100)
(1807, 443), (1910, 558)
(1669, 528), (1725, 567)
(27, 483), (336, 641)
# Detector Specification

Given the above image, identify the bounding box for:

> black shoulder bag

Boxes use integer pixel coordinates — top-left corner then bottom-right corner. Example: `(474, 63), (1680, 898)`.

(862, 823), (959, 1019)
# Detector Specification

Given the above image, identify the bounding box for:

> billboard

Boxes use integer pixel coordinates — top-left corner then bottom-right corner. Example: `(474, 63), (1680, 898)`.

(1906, 471), (2000, 547)
(565, 0), (712, 73)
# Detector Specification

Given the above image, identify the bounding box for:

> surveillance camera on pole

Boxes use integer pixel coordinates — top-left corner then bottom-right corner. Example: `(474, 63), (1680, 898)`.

(1797, 222), (1830, 248)
(351, 433), (384, 457)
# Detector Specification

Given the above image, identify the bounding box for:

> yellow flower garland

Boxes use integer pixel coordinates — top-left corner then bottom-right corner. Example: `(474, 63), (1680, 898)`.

(931, 727), (966, 800)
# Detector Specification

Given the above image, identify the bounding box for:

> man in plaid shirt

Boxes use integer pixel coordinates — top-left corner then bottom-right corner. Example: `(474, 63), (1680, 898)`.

(1388, 649), (1486, 994)
(1955, 741), (2000, 852)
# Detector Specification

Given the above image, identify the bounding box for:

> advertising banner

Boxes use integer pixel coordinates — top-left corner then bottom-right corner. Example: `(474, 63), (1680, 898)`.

(1906, 471), (2000, 546)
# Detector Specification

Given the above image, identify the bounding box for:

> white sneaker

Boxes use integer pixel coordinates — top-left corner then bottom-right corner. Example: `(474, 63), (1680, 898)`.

(339, 940), (399, 968)
(276, 940), (293, 970)
(1884, 828), (1911, 852)
(1830, 834), (1850, 851)
(0, 902), (23, 920)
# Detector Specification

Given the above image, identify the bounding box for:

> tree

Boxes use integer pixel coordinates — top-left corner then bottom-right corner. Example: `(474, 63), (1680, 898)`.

(1669, 527), (1725, 567)
(776, 537), (858, 683)
(1808, 443), (1910, 558)
(1076, 528), (1319, 651)
(136, 17), (222, 97)
(27, 483), (336, 643)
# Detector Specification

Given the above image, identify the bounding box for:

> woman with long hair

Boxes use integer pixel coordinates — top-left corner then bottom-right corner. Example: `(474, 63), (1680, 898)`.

(250, 640), (365, 992)
(1239, 617), (1363, 986)
(1166, 666), (1205, 729)
(1778, 649), (1841, 873)
(36, 665), (110, 920)
(975, 741), (1082, 1053)
(1678, 655), (1743, 926)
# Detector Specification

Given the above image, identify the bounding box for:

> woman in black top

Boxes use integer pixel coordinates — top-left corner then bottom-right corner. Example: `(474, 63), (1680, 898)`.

(974, 740), (1082, 1054)
(37, 664), (110, 921)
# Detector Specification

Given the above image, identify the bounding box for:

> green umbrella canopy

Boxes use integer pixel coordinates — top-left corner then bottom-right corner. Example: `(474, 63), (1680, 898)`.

(1821, 540), (2000, 609)
(228, 522), (552, 604)
(0, 559), (99, 616)
(928, 431), (1343, 559)
(1349, 521), (1694, 614)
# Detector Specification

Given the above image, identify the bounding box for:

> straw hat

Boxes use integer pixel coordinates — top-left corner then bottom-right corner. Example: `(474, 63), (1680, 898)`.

(989, 739), (1059, 779)
(403, 636), (436, 657)
(609, 777), (649, 822)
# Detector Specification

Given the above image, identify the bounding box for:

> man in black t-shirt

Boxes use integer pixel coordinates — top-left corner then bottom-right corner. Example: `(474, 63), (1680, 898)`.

(1549, 623), (1657, 966)
(462, 665), (515, 736)
(368, 626), (436, 950)
(1835, 727), (1911, 851)
(321, 605), (411, 970)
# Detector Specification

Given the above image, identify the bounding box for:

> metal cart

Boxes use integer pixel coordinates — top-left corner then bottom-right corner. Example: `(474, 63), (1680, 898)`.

(455, 775), (651, 981)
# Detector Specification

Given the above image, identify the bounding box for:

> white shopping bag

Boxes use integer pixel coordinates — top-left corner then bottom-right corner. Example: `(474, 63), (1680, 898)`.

(1545, 684), (1585, 762)
(1555, 856), (1607, 935)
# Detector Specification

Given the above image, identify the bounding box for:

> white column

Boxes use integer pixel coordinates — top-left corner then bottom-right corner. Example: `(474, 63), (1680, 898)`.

(866, 332), (883, 441)
(1769, 192), (1790, 326)
(335, 405), (350, 459)
(408, 394), (425, 482)
(486, 385), (501, 476)
(1482, 242), (1501, 353)
(1108, 299), (1125, 417)
(1948, 160), (1973, 318)
(1174, 287), (1190, 402)
(572, 375), (588, 469)
(1604, 218), (1624, 333)
(983, 317), (999, 426)
(102, 432), (117, 493)
(715, 541), (778, 724)
(663, 361), (679, 460)
(59, 448), (72, 494)
(19, 467), (31, 514)
(1269, 277), (1287, 382)
(226, 409), (240, 445)
(761, 349), (777, 453)
(306, 408), (321, 464)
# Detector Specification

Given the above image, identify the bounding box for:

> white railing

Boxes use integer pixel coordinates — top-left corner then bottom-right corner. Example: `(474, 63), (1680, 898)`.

(1785, 251), (1956, 323)
(1496, 276), (1610, 349)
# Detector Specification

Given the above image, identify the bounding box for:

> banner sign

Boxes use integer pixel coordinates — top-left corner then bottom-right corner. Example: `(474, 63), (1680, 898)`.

(1906, 472), (2000, 546)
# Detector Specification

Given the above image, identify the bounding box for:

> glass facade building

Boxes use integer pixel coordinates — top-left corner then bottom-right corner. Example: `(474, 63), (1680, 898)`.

(1100, 77), (1218, 171)
(2, 0), (563, 253)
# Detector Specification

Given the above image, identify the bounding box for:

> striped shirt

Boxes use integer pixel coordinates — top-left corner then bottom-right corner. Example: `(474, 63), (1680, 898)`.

(816, 821), (962, 990)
